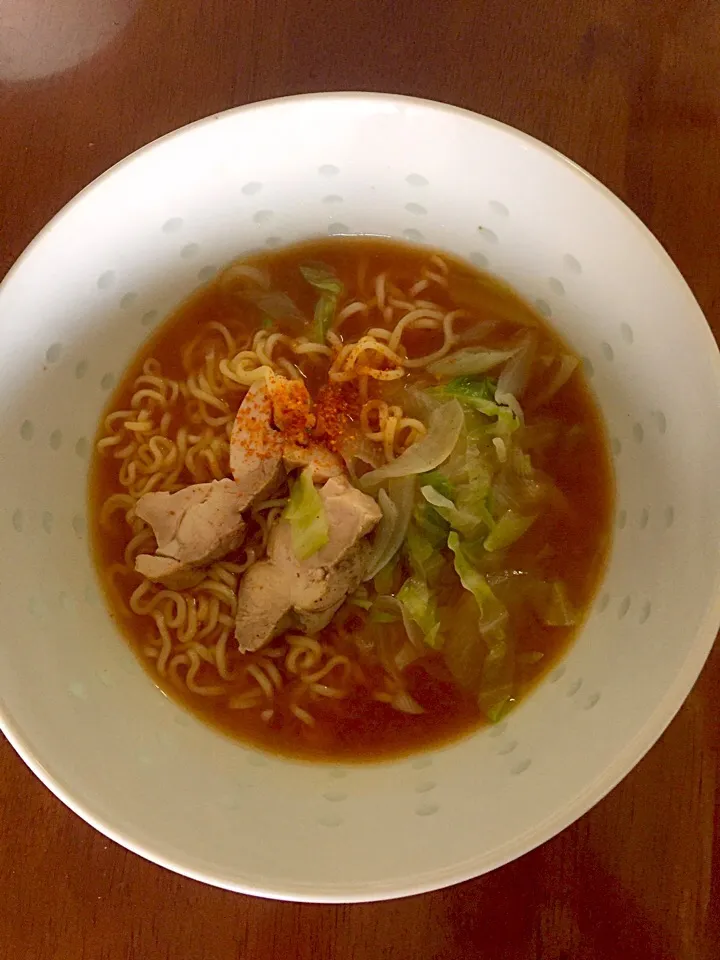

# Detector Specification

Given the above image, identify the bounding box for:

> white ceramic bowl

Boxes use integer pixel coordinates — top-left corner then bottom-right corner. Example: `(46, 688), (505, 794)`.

(1, 93), (719, 902)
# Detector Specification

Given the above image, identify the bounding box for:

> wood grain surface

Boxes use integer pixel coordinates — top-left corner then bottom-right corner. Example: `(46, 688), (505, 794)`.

(1, 0), (719, 957)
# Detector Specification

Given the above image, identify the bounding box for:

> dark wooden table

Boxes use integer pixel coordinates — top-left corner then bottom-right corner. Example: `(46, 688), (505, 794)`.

(1, 1), (719, 957)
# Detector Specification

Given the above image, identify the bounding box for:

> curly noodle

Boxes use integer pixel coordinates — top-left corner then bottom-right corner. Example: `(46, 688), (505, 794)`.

(94, 246), (478, 734)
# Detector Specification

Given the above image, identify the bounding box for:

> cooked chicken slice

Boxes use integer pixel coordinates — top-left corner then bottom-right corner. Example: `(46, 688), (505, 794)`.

(233, 562), (292, 653)
(136, 484), (205, 551)
(269, 475), (381, 568)
(136, 478), (246, 564)
(274, 476), (379, 632)
(292, 545), (373, 634)
(230, 379), (285, 501)
(134, 555), (205, 590)
(269, 375), (314, 434)
(267, 373), (344, 481)
(134, 478), (246, 587)
(235, 475), (381, 651)
(233, 374), (345, 487)
(282, 442), (344, 482)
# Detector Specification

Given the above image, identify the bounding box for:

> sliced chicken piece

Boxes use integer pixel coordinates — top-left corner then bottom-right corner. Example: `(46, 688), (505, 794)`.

(269, 375), (314, 435)
(233, 374), (345, 486)
(235, 475), (381, 651)
(136, 484), (205, 551)
(134, 478), (246, 587)
(136, 478), (246, 564)
(282, 442), (344, 482)
(272, 476), (379, 633)
(268, 475), (381, 569)
(292, 545), (373, 634)
(134, 555), (205, 590)
(230, 379), (285, 501)
(266, 373), (344, 481)
(233, 562), (292, 652)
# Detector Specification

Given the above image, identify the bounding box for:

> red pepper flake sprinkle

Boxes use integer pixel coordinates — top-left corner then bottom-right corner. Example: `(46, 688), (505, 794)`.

(233, 390), (282, 461)
(270, 378), (315, 445)
(313, 381), (362, 452)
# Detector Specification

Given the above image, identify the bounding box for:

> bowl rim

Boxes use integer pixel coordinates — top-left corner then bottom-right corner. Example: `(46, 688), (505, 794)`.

(1, 90), (719, 903)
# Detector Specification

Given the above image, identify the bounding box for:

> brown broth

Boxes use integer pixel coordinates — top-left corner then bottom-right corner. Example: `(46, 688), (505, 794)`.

(90, 237), (614, 762)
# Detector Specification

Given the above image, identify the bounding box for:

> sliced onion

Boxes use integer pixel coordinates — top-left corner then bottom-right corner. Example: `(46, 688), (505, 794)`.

(359, 401), (464, 489)
(390, 690), (425, 714)
(364, 476), (416, 581)
(530, 354), (579, 409)
(339, 434), (384, 484)
(454, 320), (497, 345)
(495, 391), (525, 422)
(219, 261), (303, 322)
(364, 491), (398, 580)
(420, 484), (454, 512)
(219, 263), (271, 291)
(428, 347), (518, 378)
(395, 640), (422, 672)
(493, 437), (508, 462)
(496, 335), (536, 399)
(240, 289), (304, 322)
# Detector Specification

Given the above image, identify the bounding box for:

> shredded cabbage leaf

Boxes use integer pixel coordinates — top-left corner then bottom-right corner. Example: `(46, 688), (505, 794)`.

(483, 509), (536, 551)
(397, 577), (443, 649)
(431, 375), (496, 409)
(373, 554), (398, 596)
(413, 384), (516, 468)
(477, 632), (515, 722)
(300, 262), (344, 343)
(343, 342), (575, 722)
(414, 391), (524, 541)
(441, 593), (487, 692)
(447, 532), (508, 635)
(439, 544), (515, 722)
(282, 466), (329, 560)
(359, 400), (464, 489)
(428, 347), (518, 378)
(455, 399), (520, 441)
(405, 522), (445, 582)
(420, 469), (455, 500)
(420, 485), (487, 538)
(299, 262), (344, 295)
(372, 594), (425, 649)
(484, 693), (514, 723)
(413, 501), (450, 547)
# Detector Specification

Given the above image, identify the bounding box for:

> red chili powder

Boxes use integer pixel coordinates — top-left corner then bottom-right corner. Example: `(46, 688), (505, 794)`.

(313, 381), (361, 452)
